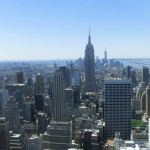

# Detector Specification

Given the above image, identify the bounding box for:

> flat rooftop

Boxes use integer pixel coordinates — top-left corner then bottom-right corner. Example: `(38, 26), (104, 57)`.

(115, 140), (148, 150)
(104, 78), (131, 84)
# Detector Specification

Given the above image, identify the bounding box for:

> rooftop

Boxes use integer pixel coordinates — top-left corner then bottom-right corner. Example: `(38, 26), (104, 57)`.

(29, 135), (38, 139)
(115, 140), (149, 150)
(104, 78), (131, 84)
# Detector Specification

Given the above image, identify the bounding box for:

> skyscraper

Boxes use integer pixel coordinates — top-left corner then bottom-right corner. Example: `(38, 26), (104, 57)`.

(52, 69), (65, 122)
(60, 66), (70, 87)
(23, 101), (35, 122)
(4, 97), (20, 133)
(84, 30), (95, 92)
(141, 91), (146, 111)
(146, 85), (150, 117)
(37, 112), (47, 134)
(35, 94), (44, 112)
(34, 73), (44, 95)
(0, 90), (9, 116)
(15, 72), (24, 84)
(127, 66), (131, 79)
(70, 68), (80, 87)
(142, 66), (149, 86)
(65, 88), (74, 121)
(104, 79), (132, 140)
(0, 117), (10, 150)
(104, 49), (107, 60)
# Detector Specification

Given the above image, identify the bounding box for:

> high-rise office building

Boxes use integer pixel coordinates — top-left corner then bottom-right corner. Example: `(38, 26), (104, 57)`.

(142, 66), (149, 86)
(37, 112), (47, 134)
(4, 97), (20, 132)
(23, 101), (35, 122)
(71, 69), (80, 87)
(60, 66), (70, 87)
(146, 86), (150, 117)
(131, 70), (137, 86)
(52, 69), (65, 122)
(84, 31), (95, 92)
(5, 83), (27, 96)
(109, 59), (115, 68)
(102, 49), (108, 64)
(0, 90), (9, 116)
(12, 90), (24, 110)
(0, 117), (10, 150)
(65, 88), (74, 121)
(15, 72), (24, 83)
(27, 77), (34, 97)
(34, 73), (44, 95)
(141, 91), (146, 111)
(104, 49), (107, 60)
(35, 94), (44, 112)
(127, 66), (131, 79)
(72, 86), (80, 108)
(43, 122), (72, 150)
(104, 79), (132, 140)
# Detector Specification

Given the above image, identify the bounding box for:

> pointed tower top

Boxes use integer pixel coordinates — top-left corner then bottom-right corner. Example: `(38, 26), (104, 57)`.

(88, 27), (91, 44)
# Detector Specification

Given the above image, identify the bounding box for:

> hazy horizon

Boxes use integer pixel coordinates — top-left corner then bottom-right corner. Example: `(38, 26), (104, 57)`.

(1, 58), (150, 61)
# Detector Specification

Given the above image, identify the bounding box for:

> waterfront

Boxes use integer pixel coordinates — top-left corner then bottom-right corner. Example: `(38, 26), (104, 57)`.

(117, 58), (150, 69)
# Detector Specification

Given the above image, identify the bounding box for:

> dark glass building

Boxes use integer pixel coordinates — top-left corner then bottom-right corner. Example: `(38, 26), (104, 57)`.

(104, 79), (132, 140)
(35, 94), (44, 112)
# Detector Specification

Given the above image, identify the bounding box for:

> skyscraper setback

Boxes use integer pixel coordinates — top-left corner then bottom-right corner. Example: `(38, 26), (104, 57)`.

(84, 31), (95, 92)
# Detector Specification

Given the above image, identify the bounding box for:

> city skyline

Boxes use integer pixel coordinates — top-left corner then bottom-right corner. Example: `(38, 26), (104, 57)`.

(0, 0), (150, 60)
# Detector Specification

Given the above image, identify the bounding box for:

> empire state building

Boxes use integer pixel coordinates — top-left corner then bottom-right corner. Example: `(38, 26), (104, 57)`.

(85, 31), (95, 92)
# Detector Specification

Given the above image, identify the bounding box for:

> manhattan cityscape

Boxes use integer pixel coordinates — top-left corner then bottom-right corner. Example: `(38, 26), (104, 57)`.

(1, 1), (150, 150)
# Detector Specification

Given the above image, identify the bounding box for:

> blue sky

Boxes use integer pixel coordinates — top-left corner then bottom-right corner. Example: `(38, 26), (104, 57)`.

(0, 0), (150, 60)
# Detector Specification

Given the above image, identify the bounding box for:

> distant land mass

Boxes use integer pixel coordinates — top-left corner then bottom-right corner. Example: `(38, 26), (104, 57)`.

(0, 58), (150, 69)
(117, 58), (150, 69)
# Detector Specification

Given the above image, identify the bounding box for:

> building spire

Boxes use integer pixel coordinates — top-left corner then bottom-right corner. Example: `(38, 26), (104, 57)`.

(88, 27), (91, 44)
